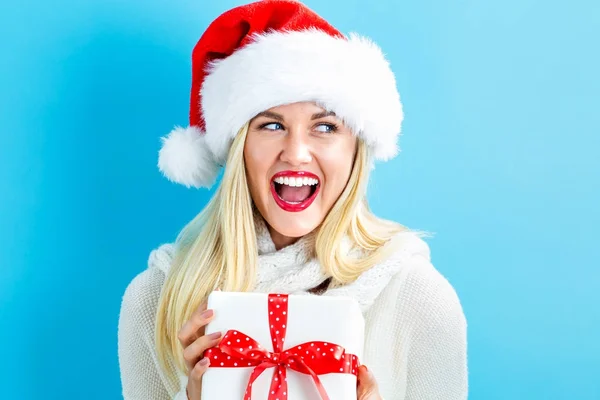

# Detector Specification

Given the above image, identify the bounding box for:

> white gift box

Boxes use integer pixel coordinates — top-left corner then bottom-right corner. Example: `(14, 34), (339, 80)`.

(201, 291), (364, 400)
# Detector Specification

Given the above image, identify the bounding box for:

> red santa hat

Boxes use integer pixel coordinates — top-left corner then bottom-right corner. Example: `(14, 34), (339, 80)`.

(158, 0), (403, 188)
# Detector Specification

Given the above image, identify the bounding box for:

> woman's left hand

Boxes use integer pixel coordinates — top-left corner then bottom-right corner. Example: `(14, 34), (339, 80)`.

(357, 365), (383, 400)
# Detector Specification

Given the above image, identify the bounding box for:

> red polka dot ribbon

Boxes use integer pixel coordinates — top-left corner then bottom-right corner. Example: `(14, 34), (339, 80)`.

(204, 294), (360, 400)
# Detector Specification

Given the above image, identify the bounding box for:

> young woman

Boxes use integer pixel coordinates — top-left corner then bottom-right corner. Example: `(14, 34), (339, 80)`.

(118, 1), (468, 399)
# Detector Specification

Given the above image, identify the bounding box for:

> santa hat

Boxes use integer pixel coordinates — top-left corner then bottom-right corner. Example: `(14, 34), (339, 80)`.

(158, 0), (403, 188)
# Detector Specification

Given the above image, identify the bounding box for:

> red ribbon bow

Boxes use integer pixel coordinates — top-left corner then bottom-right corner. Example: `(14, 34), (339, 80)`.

(204, 294), (360, 400)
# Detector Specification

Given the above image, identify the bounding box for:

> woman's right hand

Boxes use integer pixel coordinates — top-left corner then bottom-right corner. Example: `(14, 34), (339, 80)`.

(177, 302), (222, 400)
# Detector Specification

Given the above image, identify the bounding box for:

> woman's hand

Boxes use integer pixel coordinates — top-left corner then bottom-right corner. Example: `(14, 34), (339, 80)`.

(357, 365), (383, 400)
(177, 302), (222, 400)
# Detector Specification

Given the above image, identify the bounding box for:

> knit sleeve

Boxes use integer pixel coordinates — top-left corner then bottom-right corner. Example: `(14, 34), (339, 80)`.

(403, 254), (469, 400)
(117, 256), (188, 399)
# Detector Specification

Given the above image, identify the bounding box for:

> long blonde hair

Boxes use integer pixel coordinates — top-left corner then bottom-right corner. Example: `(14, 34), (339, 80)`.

(154, 122), (428, 392)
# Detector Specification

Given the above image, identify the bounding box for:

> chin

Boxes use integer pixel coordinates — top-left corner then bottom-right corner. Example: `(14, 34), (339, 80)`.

(266, 209), (321, 238)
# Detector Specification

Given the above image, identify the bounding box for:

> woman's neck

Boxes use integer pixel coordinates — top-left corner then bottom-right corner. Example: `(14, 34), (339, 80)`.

(267, 225), (301, 250)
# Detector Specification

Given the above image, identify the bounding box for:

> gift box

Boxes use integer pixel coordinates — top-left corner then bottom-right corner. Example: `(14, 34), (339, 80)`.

(201, 291), (364, 400)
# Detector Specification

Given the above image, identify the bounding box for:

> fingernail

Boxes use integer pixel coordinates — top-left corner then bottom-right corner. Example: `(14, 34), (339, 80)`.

(361, 365), (369, 373)
(201, 309), (214, 319)
(207, 331), (222, 339)
(199, 357), (209, 367)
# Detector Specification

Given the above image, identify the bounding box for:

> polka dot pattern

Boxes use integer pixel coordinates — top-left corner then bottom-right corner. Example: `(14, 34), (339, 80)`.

(202, 293), (361, 400)
(269, 294), (288, 352)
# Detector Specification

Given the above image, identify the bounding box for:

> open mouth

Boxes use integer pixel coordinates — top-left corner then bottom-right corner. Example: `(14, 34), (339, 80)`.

(270, 171), (320, 212)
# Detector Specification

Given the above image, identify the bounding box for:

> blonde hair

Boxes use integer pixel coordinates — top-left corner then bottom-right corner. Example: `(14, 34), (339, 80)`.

(154, 122), (429, 391)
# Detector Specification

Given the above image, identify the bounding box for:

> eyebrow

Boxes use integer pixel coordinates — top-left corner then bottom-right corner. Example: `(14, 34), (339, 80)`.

(254, 111), (284, 121)
(253, 110), (338, 122)
(311, 111), (337, 120)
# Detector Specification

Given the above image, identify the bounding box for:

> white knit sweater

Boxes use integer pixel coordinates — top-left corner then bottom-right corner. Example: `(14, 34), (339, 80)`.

(118, 217), (468, 399)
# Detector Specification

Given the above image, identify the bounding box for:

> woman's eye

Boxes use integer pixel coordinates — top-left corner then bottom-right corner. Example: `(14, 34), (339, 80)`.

(261, 122), (283, 131)
(315, 123), (337, 133)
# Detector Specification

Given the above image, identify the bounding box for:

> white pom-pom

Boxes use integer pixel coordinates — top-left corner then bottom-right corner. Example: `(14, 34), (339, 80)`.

(157, 126), (220, 188)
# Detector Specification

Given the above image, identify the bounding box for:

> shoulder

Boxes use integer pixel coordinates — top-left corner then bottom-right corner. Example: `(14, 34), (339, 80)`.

(404, 256), (465, 327)
(379, 231), (466, 330)
(383, 236), (469, 397)
(147, 242), (177, 276)
(118, 243), (177, 328)
(387, 235), (467, 336)
(388, 230), (432, 263)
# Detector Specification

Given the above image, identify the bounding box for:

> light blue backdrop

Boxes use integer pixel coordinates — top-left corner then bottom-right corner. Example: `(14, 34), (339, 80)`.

(1, 0), (598, 399)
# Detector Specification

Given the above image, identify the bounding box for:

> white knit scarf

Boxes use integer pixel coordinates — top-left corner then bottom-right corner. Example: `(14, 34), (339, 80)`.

(150, 213), (426, 313)
(252, 214), (421, 312)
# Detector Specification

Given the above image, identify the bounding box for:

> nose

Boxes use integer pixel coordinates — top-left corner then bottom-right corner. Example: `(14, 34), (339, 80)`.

(279, 129), (313, 166)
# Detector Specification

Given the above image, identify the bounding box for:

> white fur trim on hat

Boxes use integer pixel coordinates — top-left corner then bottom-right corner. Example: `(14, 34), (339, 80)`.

(157, 126), (220, 188)
(201, 28), (403, 165)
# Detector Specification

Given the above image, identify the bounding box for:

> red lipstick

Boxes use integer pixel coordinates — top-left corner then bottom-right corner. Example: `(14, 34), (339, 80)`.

(270, 170), (321, 212)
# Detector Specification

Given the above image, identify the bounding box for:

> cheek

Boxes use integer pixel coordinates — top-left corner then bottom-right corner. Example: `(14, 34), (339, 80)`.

(317, 139), (357, 195)
(243, 143), (262, 195)
(244, 135), (274, 198)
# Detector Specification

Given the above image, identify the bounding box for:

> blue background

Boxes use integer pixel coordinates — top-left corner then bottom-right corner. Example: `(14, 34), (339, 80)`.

(1, 0), (598, 399)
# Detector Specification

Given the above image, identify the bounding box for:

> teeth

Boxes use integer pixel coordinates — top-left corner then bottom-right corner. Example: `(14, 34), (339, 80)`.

(274, 176), (319, 187)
